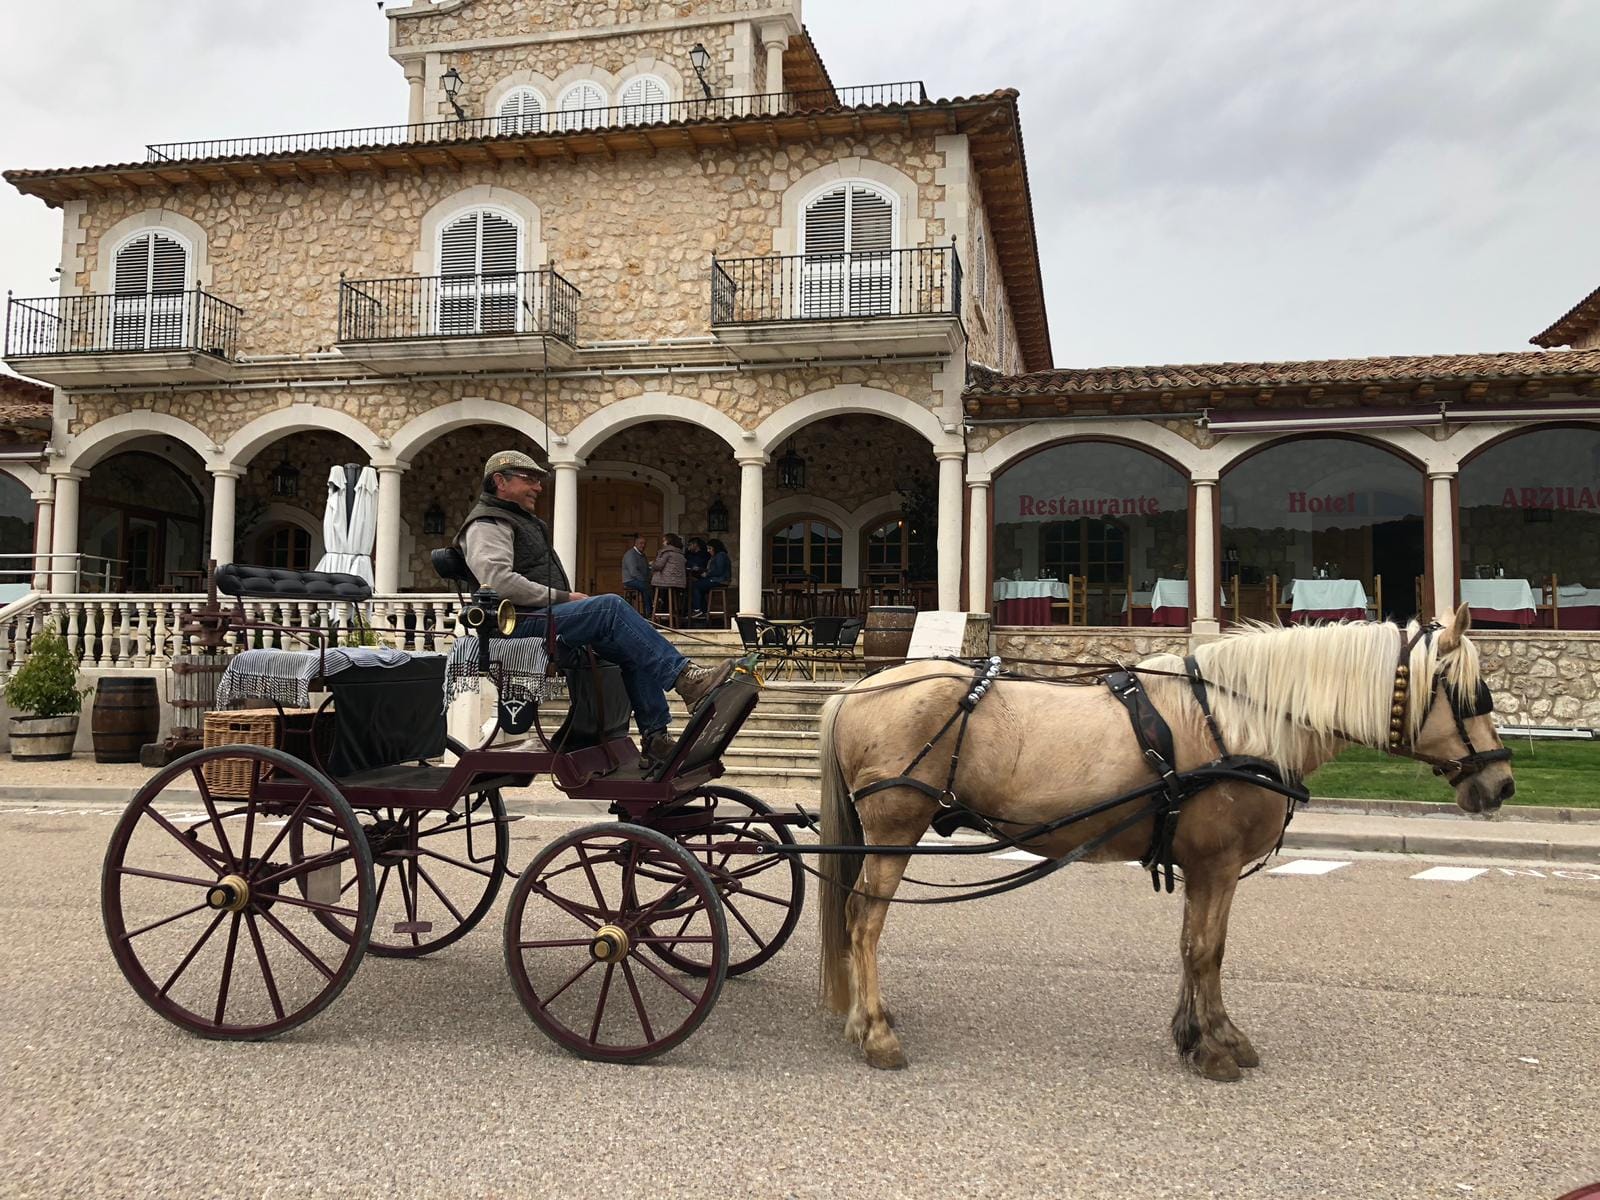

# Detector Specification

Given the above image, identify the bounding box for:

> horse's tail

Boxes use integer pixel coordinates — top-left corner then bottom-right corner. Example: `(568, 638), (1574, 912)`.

(817, 687), (862, 1015)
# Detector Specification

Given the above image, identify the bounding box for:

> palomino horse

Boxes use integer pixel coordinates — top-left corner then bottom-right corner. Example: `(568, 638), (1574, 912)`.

(816, 605), (1514, 1079)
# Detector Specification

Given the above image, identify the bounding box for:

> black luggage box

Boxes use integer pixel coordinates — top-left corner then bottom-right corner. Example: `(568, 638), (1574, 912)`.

(324, 655), (446, 777)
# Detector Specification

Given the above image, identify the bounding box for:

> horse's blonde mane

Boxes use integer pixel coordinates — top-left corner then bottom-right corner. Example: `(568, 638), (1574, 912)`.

(1169, 619), (1482, 777)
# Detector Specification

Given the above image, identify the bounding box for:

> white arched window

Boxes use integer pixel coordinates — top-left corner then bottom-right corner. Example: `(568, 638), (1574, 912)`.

(801, 182), (896, 318)
(497, 87), (546, 135)
(617, 75), (670, 125)
(112, 231), (190, 350)
(437, 209), (522, 335)
(556, 82), (607, 132)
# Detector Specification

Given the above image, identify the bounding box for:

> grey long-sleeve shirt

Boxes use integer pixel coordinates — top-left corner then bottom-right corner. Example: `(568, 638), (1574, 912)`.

(461, 520), (572, 608)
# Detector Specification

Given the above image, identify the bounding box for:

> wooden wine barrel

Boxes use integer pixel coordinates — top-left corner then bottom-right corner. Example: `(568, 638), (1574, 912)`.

(92, 677), (161, 764)
(862, 605), (918, 669)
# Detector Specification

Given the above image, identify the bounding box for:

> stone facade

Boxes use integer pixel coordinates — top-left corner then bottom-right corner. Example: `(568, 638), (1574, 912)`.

(993, 629), (1192, 678)
(393, 0), (786, 48)
(1476, 632), (1600, 726)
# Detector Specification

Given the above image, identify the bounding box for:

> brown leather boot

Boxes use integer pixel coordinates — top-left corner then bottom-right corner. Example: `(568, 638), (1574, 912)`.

(674, 659), (736, 709)
(641, 728), (679, 764)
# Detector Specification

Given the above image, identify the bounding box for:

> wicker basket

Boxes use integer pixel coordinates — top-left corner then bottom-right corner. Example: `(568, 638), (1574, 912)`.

(201, 709), (326, 796)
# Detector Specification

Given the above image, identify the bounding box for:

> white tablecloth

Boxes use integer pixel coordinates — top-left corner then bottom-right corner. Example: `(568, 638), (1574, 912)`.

(1283, 579), (1368, 612)
(1545, 584), (1600, 607)
(993, 579), (1073, 601)
(1122, 579), (1226, 613)
(1460, 579), (1537, 615)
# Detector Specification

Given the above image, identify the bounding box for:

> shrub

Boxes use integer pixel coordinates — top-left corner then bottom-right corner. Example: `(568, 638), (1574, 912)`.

(4, 623), (89, 719)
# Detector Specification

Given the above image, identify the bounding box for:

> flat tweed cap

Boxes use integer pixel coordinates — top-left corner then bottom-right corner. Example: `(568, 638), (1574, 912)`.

(483, 448), (550, 479)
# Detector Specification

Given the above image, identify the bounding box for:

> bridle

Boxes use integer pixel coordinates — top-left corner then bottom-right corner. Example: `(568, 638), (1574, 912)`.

(1384, 622), (1512, 787)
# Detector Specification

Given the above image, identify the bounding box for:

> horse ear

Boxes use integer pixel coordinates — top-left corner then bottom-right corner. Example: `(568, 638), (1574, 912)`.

(1438, 601), (1472, 653)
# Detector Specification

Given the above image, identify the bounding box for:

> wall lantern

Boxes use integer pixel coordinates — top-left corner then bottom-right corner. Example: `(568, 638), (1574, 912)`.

(270, 457), (301, 499)
(441, 67), (467, 120)
(706, 496), (729, 534)
(422, 501), (447, 537)
(776, 440), (806, 491)
(689, 43), (714, 100)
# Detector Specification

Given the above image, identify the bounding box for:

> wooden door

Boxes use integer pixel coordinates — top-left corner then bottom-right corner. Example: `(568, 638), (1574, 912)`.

(579, 479), (663, 596)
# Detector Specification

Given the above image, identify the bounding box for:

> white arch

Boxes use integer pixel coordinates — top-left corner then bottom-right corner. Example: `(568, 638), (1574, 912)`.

(1440, 419), (1600, 470)
(484, 71), (557, 126)
(970, 419), (1212, 483)
(412, 186), (547, 277)
(763, 493), (852, 531)
(89, 208), (212, 293)
(58, 411), (212, 472)
(615, 59), (685, 103)
(390, 398), (553, 464)
(1212, 427), (1438, 475)
(755, 385), (953, 455)
(565, 394), (748, 461)
(0, 462), (43, 494)
(244, 502), (326, 564)
(220, 405), (383, 469)
(775, 158), (926, 256)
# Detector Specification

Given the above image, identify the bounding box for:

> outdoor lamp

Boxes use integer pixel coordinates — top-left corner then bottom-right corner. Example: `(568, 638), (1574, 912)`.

(689, 43), (713, 99)
(706, 496), (729, 534)
(777, 440), (806, 490)
(441, 67), (467, 120)
(270, 457), (301, 499)
(422, 501), (447, 536)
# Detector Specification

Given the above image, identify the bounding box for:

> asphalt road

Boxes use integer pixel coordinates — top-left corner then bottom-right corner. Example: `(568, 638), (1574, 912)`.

(3, 801), (1597, 1200)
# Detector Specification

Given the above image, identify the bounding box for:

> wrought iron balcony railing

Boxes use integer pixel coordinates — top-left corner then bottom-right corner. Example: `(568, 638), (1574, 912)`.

(338, 269), (580, 343)
(711, 246), (962, 325)
(145, 83), (930, 163)
(4, 289), (242, 359)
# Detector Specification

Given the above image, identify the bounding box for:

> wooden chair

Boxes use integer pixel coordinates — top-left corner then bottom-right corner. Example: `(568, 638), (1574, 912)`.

(1125, 574), (1152, 627)
(651, 585), (684, 629)
(1537, 573), (1560, 629)
(1227, 576), (1241, 628)
(1049, 575), (1087, 625)
(1269, 574), (1291, 625)
(1371, 574), (1383, 622)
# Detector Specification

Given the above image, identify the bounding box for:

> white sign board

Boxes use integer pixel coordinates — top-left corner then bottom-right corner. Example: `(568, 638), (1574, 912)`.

(906, 611), (969, 660)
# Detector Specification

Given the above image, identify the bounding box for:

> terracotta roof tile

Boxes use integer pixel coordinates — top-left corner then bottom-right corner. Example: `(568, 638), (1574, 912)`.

(1531, 283), (1600, 348)
(964, 349), (1600, 400)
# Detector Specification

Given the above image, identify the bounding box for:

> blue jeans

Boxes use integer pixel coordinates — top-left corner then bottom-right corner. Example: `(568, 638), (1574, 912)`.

(623, 579), (650, 603)
(510, 594), (686, 736)
(692, 576), (728, 612)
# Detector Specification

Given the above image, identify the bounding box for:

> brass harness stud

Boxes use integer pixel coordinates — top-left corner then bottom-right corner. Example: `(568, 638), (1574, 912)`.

(206, 874), (251, 914)
(590, 924), (630, 963)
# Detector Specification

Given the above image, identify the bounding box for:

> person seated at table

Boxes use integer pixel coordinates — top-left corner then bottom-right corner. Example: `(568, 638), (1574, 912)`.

(691, 538), (732, 618)
(458, 451), (734, 763)
(684, 536), (710, 578)
(620, 532), (651, 607)
(651, 532), (688, 621)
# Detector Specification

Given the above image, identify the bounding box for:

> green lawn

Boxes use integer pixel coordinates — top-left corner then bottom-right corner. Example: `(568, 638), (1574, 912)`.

(1306, 739), (1600, 808)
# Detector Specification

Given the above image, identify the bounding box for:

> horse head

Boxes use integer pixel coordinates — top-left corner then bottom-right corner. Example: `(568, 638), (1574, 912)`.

(1410, 603), (1515, 815)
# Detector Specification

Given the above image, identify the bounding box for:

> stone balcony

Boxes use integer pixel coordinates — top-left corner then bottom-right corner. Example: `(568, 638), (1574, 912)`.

(3, 288), (242, 386)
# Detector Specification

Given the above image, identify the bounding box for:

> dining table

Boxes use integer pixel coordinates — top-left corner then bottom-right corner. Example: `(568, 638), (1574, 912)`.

(1122, 578), (1226, 627)
(991, 578), (1072, 625)
(1283, 578), (1368, 623)
(1460, 579), (1537, 626)
(1539, 584), (1600, 630)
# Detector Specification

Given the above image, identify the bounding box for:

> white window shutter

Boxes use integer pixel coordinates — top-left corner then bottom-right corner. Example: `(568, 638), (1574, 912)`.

(437, 210), (522, 334)
(112, 232), (189, 350)
(113, 235), (152, 295)
(618, 75), (669, 125)
(557, 82), (607, 131)
(440, 213), (479, 277)
(801, 186), (849, 318)
(847, 186), (893, 253)
(497, 88), (544, 135)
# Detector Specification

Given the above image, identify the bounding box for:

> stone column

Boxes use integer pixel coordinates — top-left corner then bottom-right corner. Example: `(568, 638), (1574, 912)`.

(936, 450), (965, 611)
(1429, 471), (1457, 620)
(1191, 476), (1220, 636)
(551, 462), (581, 586)
(403, 61), (426, 126)
(737, 456), (766, 616)
(207, 468), (242, 571)
(374, 464), (407, 595)
(760, 23), (788, 111)
(966, 479), (990, 613)
(30, 487), (54, 591)
(49, 470), (84, 594)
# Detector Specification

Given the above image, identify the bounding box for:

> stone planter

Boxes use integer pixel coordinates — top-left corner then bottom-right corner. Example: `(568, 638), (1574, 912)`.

(8, 715), (80, 761)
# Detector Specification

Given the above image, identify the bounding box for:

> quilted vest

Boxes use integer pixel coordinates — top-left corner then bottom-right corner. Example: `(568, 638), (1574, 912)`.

(456, 496), (572, 593)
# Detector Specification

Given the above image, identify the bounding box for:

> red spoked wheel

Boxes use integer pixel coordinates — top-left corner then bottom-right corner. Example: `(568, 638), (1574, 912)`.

(288, 788), (508, 958)
(101, 745), (375, 1040)
(503, 822), (727, 1063)
(645, 787), (803, 978)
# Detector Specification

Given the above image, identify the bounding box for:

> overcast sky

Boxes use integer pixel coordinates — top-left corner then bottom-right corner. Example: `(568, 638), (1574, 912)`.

(1, 0), (1596, 371)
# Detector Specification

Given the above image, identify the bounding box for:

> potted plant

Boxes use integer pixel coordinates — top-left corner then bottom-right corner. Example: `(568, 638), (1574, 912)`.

(5, 623), (89, 761)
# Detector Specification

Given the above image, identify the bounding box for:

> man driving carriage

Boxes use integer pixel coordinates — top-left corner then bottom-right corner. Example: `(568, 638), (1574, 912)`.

(457, 449), (735, 762)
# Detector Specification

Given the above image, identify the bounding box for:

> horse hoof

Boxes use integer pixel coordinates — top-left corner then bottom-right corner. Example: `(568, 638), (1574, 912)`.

(1232, 1043), (1261, 1069)
(1195, 1048), (1242, 1082)
(865, 1042), (909, 1070)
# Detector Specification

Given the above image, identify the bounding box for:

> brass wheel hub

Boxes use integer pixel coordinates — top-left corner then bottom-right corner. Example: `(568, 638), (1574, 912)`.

(206, 874), (251, 913)
(590, 924), (630, 962)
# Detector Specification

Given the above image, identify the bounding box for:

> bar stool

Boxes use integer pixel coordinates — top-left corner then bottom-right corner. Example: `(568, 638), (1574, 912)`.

(700, 585), (730, 627)
(651, 585), (684, 629)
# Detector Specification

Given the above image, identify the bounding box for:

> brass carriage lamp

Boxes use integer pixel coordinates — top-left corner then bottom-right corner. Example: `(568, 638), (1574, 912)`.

(270, 457), (300, 499)
(706, 496), (729, 534)
(689, 43), (714, 100)
(422, 501), (447, 537)
(441, 67), (467, 120)
(777, 439), (806, 490)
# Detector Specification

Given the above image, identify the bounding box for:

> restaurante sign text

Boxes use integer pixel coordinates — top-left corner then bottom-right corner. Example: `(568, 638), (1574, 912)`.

(1016, 494), (1162, 517)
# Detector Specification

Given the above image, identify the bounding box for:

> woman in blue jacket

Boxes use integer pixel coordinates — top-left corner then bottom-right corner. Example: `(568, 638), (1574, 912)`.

(691, 538), (732, 618)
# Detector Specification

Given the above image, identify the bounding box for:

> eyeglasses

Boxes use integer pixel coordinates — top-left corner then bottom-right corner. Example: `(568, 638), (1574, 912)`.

(500, 470), (543, 482)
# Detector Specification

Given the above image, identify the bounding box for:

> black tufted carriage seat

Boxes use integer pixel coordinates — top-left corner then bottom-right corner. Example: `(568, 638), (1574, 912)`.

(215, 563), (374, 602)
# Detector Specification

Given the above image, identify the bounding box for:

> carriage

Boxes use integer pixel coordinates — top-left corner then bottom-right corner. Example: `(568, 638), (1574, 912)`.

(100, 553), (807, 1062)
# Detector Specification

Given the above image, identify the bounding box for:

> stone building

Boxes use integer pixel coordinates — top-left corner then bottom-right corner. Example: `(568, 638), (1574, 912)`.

(4, 0), (1600, 724)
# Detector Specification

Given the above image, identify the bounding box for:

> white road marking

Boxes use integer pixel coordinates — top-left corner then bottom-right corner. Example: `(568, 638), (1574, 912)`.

(993, 850), (1045, 862)
(1412, 866), (1488, 882)
(1268, 859), (1351, 876)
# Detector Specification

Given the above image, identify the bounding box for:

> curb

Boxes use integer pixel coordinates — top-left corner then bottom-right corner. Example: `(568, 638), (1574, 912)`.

(1308, 796), (1600, 824)
(1282, 826), (1600, 865)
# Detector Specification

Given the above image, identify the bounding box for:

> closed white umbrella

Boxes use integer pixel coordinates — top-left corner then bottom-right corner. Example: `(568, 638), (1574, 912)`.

(316, 465), (378, 585)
